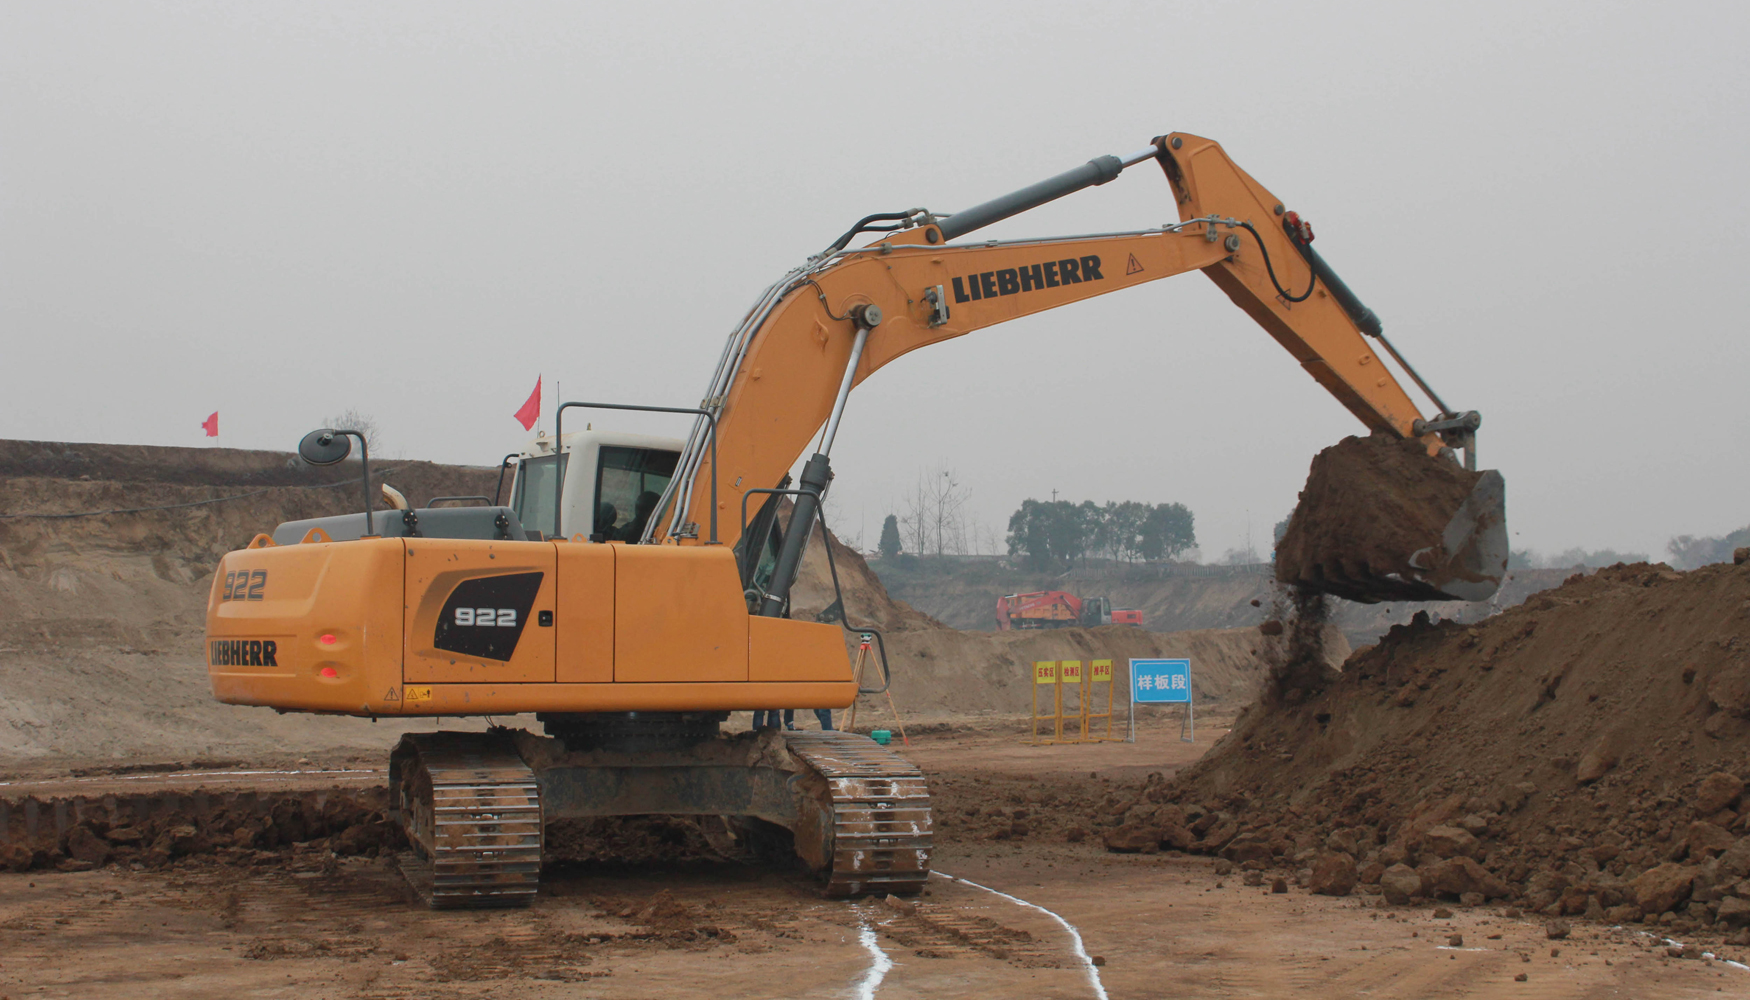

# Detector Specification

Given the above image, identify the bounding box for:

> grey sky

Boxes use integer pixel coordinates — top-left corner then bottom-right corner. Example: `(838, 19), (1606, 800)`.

(3, 2), (1746, 561)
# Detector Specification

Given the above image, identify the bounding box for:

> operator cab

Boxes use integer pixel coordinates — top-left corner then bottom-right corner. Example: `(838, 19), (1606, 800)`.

(507, 430), (683, 542)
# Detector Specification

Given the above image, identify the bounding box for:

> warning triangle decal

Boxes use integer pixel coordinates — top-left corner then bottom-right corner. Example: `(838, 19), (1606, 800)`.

(384, 687), (400, 701)
(1126, 253), (1144, 275)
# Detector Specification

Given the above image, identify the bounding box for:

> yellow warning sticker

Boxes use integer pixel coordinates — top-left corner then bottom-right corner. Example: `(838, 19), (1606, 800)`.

(404, 686), (434, 704)
(1091, 659), (1113, 682)
(1033, 661), (1057, 685)
(1061, 660), (1083, 684)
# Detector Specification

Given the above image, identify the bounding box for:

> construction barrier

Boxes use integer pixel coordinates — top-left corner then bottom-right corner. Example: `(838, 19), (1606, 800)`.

(1026, 658), (1130, 745)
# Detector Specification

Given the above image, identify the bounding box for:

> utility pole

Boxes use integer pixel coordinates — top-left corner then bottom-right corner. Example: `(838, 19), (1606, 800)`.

(1051, 489), (1058, 503)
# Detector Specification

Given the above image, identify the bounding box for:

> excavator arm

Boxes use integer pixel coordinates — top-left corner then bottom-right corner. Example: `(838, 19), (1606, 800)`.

(655, 132), (1503, 606)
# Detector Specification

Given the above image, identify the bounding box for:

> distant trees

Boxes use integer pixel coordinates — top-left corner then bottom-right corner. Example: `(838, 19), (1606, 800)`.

(1511, 547), (1650, 569)
(878, 514), (902, 559)
(1668, 525), (1750, 569)
(1006, 499), (1196, 570)
(1138, 503), (1196, 562)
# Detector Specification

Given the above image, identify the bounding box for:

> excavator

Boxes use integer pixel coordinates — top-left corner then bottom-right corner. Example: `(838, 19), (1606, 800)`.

(205, 131), (1508, 909)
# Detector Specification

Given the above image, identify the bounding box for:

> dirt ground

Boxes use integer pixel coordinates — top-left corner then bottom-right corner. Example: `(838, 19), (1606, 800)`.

(3, 720), (1744, 999)
(4, 438), (1746, 997)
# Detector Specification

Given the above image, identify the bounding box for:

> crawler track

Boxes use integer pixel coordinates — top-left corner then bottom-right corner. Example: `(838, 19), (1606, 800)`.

(389, 732), (543, 909)
(784, 730), (933, 896)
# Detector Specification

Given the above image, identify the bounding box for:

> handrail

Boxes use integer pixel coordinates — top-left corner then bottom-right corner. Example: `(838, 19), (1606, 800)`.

(554, 401), (719, 544)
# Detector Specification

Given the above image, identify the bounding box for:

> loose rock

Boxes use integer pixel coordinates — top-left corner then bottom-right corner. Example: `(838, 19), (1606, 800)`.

(1696, 773), (1744, 816)
(1632, 863), (1696, 916)
(1422, 825), (1480, 860)
(1380, 864), (1422, 906)
(1308, 852), (1358, 897)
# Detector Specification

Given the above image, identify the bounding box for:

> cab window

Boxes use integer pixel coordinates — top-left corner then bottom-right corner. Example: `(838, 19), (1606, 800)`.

(594, 446), (679, 541)
(511, 454), (567, 538)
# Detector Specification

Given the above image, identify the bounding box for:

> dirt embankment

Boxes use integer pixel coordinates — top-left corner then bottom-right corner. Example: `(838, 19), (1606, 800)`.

(1, 438), (1290, 766)
(0, 439), (500, 764)
(1092, 559), (1750, 944)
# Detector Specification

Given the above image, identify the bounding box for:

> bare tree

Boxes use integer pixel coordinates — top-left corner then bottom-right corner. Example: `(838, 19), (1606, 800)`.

(321, 408), (385, 455)
(899, 465), (972, 557)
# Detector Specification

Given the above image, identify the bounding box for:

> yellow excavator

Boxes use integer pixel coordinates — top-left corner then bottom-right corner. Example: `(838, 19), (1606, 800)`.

(206, 132), (1507, 908)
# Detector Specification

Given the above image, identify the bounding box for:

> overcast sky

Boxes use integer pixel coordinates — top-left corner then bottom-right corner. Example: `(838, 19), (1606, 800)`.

(3, 2), (1746, 561)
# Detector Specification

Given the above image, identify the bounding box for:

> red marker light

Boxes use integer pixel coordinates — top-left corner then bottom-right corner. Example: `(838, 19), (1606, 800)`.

(319, 666), (339, 679)
(318, 634), (337, 646)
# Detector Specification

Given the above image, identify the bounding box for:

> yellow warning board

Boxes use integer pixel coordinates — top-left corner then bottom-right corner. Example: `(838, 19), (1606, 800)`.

(1061, 660), (1083, 684)
(1091, 659), (1113, 682)
(404, 686), (434, 704)
(1033, 661), (1057, 685)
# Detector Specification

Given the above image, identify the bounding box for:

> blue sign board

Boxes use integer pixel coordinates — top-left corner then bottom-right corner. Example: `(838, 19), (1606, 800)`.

(1131, 658), (1191, 703)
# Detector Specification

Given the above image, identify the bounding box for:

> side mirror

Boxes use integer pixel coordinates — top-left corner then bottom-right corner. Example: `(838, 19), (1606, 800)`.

(298, 427), (375, 534)
(298, 428), (352, 466)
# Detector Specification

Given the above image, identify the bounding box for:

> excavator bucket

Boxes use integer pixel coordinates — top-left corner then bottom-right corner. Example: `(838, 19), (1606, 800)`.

(1273, 434), (1508, 604)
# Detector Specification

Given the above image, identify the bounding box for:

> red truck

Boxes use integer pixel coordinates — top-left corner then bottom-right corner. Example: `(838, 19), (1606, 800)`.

(995, 592), (1144, 630)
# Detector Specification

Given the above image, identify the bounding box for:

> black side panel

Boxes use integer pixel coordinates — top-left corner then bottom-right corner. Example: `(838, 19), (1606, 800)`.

(434, 572), (544, 660)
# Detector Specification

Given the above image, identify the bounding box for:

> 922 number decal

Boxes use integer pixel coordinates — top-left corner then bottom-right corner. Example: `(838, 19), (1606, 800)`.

(223, 570), (266, 601)
(454, 607), (518, 628)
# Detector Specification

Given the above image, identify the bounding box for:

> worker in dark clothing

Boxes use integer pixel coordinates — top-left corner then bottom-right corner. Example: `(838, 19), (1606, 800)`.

(751, 709), (783, 730)
(783, 709), (833, 730)
(624, 490), (661, 543)
(595, 502), (618, 540)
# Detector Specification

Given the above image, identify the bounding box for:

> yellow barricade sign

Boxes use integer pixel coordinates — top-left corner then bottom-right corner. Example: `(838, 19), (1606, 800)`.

(1027, 657), (1127, 745)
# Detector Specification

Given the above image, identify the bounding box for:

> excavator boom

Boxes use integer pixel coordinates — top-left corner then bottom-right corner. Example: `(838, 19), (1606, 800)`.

(657, 132), (1505, 604)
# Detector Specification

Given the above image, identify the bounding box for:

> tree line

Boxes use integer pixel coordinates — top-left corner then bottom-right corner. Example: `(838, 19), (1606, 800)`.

(1005, 499), (1195, 570)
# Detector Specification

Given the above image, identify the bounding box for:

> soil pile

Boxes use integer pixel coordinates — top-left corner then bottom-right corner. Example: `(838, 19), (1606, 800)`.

(789, 515), (942, 633)
(1, 785), (401, 872)
(1108, 560), (1750, 942)
(1275, 433), (1483, 600)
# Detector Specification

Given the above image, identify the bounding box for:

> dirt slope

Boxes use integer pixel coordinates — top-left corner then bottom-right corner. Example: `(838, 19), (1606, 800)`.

(1127, 560), (1750, 939)
(0, 439), (1294, 767)
(0, 440), (502, 766)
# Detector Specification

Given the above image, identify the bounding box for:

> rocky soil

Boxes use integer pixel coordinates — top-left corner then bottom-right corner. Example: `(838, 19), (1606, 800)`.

(1091, 558), (1750, 949)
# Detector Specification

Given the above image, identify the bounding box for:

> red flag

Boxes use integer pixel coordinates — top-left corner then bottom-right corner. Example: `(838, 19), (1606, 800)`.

(201, 412), (219, 437)
(513, 376), (541, 431)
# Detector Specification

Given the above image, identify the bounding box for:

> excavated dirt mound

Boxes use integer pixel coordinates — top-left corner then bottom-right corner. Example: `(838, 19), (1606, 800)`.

(1105, 560), (1750, 942)
(1275, 433), (1482, 597)
(0, 785), (402, 873)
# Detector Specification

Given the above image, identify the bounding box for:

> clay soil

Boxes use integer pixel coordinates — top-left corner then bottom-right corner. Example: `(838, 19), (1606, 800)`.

(1275, 433), (1483, 595)
(2, 721), (1743, 999)
(4, 439), (1748, 996)
(1143, 560), (1750, 958)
